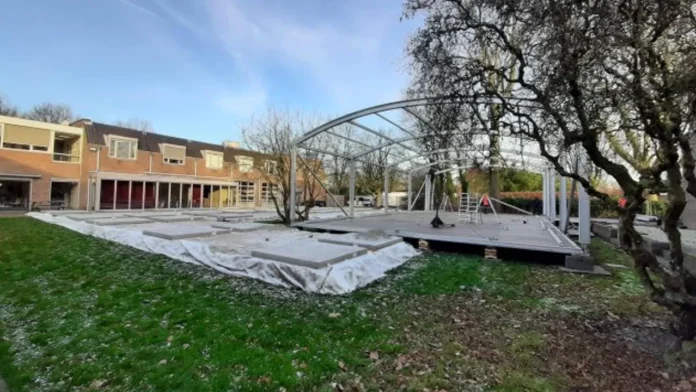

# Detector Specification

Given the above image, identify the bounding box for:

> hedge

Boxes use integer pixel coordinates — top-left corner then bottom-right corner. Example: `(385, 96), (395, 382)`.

(497, 196), (667, 218)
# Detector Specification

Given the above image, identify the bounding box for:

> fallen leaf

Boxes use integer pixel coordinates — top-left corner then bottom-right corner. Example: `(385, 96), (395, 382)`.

(158, 359), (167, 365)
(258, 376), (271, 384)
(369, 351), (379, 360)
(167, 335), (173, 343)
(329, 312), (341, 318)
(338, 360), (347, 371)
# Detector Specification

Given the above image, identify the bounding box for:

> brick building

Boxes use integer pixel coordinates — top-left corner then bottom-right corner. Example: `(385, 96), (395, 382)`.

(0, 115), (294, 211)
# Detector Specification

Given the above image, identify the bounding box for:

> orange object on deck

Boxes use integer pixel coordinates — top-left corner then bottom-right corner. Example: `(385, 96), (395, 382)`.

(618, 197), (627, 208)
(482, 195), (490, 207)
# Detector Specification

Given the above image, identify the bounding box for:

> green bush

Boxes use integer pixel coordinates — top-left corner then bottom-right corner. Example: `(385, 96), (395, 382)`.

(498, 197), (667, 219)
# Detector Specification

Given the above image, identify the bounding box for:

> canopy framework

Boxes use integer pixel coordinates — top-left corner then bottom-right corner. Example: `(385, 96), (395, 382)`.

(290, 97), (591, 245)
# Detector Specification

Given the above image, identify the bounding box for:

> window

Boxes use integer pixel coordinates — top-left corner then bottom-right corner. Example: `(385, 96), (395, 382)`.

(239, 181), (255, 205)
(108, 136), (138, 160)
(261, 182), (280, 205)
(264, 160), (278, 175)
(237, 156), (253, 173)
(162, 144), (186, 165)
(205, 152), (224, 169)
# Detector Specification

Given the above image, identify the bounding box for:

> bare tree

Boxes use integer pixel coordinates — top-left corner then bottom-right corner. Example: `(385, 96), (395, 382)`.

(0, 95), (18, 117)
(242, 109), (327, 223)
(324, 124), (356, 195)
(24, 102), (74, 124)
(113, 118), (154, 132)
(405, 0), (696, 338)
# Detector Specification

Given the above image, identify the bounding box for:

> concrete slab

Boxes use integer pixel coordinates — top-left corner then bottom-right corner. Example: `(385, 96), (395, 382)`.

(215, 214), (255, 221)
(251, 241), (367, 269)
(210, 222), (271, 232)
(68, 213), (126, 221)
(318, 232), (403, 250)
(89, 217), (153, 226)
(142, 225), (230, 240)
(559, 265), (612, 276)
(125, 212), (181, 218)
(148, 215), (204, 223)
(592, 223), (617, 240)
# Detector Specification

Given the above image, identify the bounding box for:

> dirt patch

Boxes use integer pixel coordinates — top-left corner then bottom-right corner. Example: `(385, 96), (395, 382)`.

(363, 293), (696, 392)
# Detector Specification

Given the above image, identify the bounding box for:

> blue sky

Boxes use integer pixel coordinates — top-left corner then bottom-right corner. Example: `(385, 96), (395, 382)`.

(0, 0), (419, 144)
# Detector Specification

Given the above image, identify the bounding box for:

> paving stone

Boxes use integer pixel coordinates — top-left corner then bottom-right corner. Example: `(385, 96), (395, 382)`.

(148, 215), (204, 223)
(318, 232), (402, 250)
(251, 241), (367, 269)
(125, 212), (181, 218)
(143, 225), (230, 240)
(88, 217), (153, 226)
(210, 222), (270, 232)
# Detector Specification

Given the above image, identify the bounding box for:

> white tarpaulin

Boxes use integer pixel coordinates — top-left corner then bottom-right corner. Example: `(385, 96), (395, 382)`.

(28, 213), (419, 295)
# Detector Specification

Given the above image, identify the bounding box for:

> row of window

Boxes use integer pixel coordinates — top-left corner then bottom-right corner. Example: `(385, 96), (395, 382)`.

(106, 135), (278, 173)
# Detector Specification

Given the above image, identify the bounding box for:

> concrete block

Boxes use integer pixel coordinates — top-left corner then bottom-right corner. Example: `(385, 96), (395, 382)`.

(318, 232), (402, 250)
(88, 217), (153, 226)
(215, 214), (254, 221)
(251, 241), (367, 269)
(143, 225), (230, 240)
(564, 253), (595, 271)
(592, 223), (617, 240)
(210, 222), (270, 232)
(148, 215), (204, 223)
(642, 236), (669, 255)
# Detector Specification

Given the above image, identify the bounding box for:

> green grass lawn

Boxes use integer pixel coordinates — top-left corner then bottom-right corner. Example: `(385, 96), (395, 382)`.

(0, 217), (684, 391)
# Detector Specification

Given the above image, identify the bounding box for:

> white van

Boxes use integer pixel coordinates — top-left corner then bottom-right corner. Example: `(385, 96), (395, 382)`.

(353, 196), (375, 207)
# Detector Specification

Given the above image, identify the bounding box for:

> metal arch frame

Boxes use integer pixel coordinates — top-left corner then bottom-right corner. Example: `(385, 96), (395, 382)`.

(289, 96), (588, 243)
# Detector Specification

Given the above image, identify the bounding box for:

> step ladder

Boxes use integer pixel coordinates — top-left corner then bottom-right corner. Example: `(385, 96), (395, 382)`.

(429, 183), (436, 211)
(439, 193), (454, 212)
(458, 193), (483, 224)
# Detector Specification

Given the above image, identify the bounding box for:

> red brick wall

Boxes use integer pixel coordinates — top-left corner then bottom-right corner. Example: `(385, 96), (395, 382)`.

(0, 148), (82, 207)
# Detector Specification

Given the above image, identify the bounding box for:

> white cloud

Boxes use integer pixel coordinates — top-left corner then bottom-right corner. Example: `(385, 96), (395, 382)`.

(152, 0), (414, 112)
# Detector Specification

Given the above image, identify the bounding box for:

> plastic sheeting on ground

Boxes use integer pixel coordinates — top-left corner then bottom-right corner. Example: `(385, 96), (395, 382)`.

(28, 212), (419, 295)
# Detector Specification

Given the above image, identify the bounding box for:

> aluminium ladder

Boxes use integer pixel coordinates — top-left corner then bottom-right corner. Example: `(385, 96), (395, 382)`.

(458, 193), (483, 224)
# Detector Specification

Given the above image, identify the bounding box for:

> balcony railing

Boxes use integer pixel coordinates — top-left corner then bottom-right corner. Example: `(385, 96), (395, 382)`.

(53, 153), (80, 163)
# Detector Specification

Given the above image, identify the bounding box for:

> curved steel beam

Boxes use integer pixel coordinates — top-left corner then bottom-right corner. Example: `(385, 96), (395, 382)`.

(293, 95), (537, 146)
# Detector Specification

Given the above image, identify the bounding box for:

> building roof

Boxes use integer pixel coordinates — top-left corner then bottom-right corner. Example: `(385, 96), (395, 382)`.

(83, 121), (268, 162)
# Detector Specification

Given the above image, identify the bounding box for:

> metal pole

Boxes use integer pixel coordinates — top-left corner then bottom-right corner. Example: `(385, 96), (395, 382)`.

(167, 183), (172, 209)
(180, 183), (184, 209)
(290, 145), (297, 223)
(407, 172), (412, 212)
(113, 180), (117, 210)
(127, 181), (132, 210)
(142, 181), (146, 210)
(155, 182), (160, 209)
(578, 154), (591, 245)
(410, 180), (425, 211)
(550, 170), (557, 219)
(559, 176), (567, 231)
(383, 166), (389, 213)
(424, 174), (431, 211)
(542, 170), (547, 216)
(349, 160), (355, 218)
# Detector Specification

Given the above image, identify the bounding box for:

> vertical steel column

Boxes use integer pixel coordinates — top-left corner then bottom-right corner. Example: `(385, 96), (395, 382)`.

(407, 172), (412, 212)
(141, 181), (146, 210)
(289, 145), (297, 224)
(424, 175), (431, 211)
(166, 183), (171, 209)
(95, 179), (102, 211)
(578, 155), (591, 245)
(542, 170), (548, 216)
(127, 181), (132, 210)
(155, 182), (160, 209)
(550, 170), (557, 219)
(559, 176), (568, 232)
(383, 166), (389, 213)
(113, 180), (117, 210)
(348, 160), (355, 218)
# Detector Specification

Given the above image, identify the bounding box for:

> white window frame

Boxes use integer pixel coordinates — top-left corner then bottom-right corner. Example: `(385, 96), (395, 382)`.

(237, 156), (253, 173)
(205, 151), (224, 170)
(264, 160), (278, 175)
(108, 135), (138, 160)
(161, 143), (186, 166)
